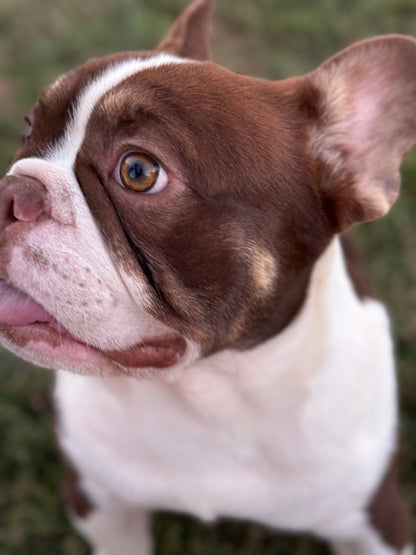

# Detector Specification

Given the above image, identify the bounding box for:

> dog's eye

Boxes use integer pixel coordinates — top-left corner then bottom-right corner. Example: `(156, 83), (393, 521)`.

(116, 151), (168, 194)
(22, 116), (32, 140)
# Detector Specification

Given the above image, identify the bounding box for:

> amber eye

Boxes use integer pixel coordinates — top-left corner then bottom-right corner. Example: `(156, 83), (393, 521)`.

(22, 116), (32, 140)
(119, 152), (160, 193)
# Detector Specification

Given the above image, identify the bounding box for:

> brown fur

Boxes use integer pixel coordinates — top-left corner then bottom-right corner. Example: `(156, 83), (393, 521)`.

(74, 63), (333, 354)
(157, 0), (214, 61)
(369, 451), (413, 549)
(63, 457), (95, 519)
(340, 234), (375, 300)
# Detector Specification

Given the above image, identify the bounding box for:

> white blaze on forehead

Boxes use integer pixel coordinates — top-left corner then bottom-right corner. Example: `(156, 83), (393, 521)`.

(47, 53), (189, 168)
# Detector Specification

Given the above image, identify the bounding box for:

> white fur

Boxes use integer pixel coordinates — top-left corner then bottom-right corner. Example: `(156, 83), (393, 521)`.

(55, 238), (399, 548)
(7, 157), (155, 349)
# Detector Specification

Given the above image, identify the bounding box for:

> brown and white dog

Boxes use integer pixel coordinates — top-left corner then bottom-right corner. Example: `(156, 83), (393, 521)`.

(0, 0), (415, 553)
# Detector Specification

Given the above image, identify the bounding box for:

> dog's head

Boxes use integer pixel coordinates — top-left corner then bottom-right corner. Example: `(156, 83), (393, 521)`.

(0, 0), (415, 378)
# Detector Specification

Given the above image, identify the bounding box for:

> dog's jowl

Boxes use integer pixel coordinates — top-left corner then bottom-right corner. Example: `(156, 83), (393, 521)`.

(0, 0), (415, 553)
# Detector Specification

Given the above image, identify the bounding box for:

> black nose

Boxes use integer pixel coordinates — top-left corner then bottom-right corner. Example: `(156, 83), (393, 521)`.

(0, 175), (50, 235)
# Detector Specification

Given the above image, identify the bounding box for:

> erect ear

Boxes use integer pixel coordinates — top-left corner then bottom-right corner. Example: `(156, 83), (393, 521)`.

(157, 0), (215, 61)
(304, 35), (416, 231)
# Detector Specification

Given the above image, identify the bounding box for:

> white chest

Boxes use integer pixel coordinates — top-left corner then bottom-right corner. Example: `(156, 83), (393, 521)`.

(54, 239), (398, 536)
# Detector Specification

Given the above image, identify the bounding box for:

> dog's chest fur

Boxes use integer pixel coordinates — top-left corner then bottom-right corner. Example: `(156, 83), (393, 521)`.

(55, 238), (396, 536)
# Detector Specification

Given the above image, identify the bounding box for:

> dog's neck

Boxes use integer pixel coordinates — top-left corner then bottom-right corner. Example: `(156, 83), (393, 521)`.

(91, 237), (373, 407)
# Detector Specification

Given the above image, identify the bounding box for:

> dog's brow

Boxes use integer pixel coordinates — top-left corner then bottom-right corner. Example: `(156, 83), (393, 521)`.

(46, 54), (190, 169)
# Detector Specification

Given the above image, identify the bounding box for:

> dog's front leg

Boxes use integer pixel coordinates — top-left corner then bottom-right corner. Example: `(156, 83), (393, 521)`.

(329, 455), (413, 555)
(329, 516), (413, 555)
(73, 505), (152, 555)
(331, 533), (413, 555)
(64, 462), (152, 555)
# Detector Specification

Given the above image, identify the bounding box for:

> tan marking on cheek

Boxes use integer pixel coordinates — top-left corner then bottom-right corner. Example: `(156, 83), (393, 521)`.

(248, 244), (277, 295)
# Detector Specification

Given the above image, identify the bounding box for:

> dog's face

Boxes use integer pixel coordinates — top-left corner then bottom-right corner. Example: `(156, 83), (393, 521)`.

(0, 0), (415, 378)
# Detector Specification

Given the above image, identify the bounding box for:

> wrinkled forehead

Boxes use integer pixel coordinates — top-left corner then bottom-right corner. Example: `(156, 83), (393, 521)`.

(18, 52), (191, 166)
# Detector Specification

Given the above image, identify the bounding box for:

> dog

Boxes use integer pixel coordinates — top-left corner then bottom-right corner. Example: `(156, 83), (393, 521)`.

(0, 0), (415, 553)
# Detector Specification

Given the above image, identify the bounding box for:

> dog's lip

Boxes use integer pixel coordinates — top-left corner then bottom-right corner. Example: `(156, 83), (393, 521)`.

(0, 278), (186, 369)
(104, 335), (186, 368)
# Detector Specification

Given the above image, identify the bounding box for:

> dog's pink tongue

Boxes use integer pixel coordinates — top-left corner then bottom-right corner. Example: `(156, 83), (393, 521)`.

(0, 279), (51, 325)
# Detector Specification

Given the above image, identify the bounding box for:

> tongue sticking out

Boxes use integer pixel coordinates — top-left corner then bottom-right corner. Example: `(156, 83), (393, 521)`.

(0, 279), (186, 369)
(0, 279), (51, 326)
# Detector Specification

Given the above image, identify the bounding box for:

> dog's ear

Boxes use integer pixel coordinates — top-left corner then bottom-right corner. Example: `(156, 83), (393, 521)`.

(303, 35), (416, 231)
(157, 0), (214, 61)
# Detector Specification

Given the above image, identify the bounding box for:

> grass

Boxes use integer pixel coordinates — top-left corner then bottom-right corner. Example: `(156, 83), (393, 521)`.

(0, 0), (415, 553)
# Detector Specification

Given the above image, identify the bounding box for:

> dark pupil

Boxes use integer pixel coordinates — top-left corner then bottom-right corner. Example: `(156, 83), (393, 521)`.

(129, 160), (145, 180)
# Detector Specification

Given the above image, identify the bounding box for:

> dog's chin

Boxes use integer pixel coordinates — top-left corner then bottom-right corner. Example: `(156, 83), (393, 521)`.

(0, 279), (187, 378)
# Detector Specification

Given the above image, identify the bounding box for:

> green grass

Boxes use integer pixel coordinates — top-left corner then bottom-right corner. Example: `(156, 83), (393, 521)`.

(0, 0), (415, 553)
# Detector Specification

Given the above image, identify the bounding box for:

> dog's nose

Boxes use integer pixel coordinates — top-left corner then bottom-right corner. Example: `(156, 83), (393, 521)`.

(0, 175), (50, 235)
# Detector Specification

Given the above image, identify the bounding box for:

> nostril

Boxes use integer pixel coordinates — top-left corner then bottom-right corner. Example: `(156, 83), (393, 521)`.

(11, 181), (48, 222)
(0, 175), (49, 233)
(5, 196), (16, 227)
